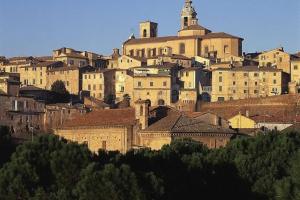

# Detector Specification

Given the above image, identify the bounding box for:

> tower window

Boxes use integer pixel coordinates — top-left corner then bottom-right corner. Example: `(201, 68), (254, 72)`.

(143, 29), (147, 37)
(184, 17), (188, 27)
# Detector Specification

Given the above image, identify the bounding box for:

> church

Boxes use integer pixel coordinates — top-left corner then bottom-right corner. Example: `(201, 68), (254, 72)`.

(123, 0), (243, 62)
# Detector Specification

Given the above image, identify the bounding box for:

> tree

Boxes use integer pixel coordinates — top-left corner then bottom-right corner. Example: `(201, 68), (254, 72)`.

(104, 94), (115, 105)
(0, 126), (15, 167)
(50, 80), (70, 103)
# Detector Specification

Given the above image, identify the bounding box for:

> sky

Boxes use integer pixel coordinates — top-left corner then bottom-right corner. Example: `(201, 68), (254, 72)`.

(0, 0), (299, 57)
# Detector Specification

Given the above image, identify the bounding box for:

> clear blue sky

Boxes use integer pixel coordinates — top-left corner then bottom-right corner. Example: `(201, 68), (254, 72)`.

(0, 0), (299, 57)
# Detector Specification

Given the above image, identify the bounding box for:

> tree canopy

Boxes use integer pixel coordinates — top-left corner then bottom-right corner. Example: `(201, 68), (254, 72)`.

(50, 80), (71, 103)
(0, 132), (299, 200)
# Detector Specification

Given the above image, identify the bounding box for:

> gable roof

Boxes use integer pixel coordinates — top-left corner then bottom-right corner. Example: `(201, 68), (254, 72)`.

(141, 109), (235, 134)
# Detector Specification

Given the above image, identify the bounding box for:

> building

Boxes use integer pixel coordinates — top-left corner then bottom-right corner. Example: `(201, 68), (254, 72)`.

(19, 61), (63, 89)
(228, 113), (256, 129)
(211, 66), (289, 102)
(115, 69), (134, 103)
(138, 106), (235, 150)
(55, 101), (237, 153)
(53, 47), (101, 67)
(147, 54), (192, 68)
(258, 47), (291, 74)
(0, 94), (45, 136)
(46, 65), (94, 95)
(122, 0), (243, 62)
(82, 69), (115, 100)
(0, 72), (20, 96)
(132, 63), (180, 106)
(117, 55), (146, 69)
(44, 103), (88, 131)
(55, 108), (138, 153)
(290, 56), (300, 93)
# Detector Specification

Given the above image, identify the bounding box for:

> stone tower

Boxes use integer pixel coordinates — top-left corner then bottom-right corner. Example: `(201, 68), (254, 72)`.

(181, 0), (198, 29)
(135, 100), (149, 130)
(139, 21), (158, 38)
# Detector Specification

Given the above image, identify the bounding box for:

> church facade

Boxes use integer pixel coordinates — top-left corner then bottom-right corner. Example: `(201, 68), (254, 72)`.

(123, 0), (243, 62)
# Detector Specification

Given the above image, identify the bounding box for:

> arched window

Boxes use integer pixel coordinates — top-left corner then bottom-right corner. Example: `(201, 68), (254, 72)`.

(143, 29), (147, 37)
(158, 99), (165, 106)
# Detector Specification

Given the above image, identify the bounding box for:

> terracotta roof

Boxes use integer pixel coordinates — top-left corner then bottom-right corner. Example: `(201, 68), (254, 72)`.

(20, 86), (45, 91)
(141, 109), (235, 134)
(250, 114), (300, 123)
(61, 108), (136, 128)
(148, 54), (191, 60)
(124, 32), (243, 45)
(202, 32), (243, 40)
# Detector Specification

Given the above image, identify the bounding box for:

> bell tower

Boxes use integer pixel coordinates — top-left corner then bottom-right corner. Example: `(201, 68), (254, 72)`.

(181, 0), (198, 29)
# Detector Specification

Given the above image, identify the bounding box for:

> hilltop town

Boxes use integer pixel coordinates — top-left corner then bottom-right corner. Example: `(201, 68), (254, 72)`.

(0, 0), (300, 152)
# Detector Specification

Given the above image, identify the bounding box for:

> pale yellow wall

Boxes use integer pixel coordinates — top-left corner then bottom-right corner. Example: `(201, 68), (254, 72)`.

(0, 63), (23, 73)
(82, 72), (105, 100)
(291, 60), (300, 84)
(147, 57), (191, 68)
(229, 114), (256, 129)
(47, 69), (80, 94)
(139, 133), (172, 150)
(124, 38), (198, 59)
(115, 70), (133, 102)
(179, 90), (197, 103)
(178, 29), (206, 37)
(55, 56), (87, 67)
(19, 66), (48, 89)
(201, 38), (242, 61)
(180, 70), (196, 89)
(133, 76), (172, 106)
(211, 69), (283, 102)
(259, 49), (291, 74)
(56, 126), (133, 153)
(118, 55), (143, 69)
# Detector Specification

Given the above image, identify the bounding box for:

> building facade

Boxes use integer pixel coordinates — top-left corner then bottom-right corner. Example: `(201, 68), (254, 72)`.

(211, 66), (289, 102)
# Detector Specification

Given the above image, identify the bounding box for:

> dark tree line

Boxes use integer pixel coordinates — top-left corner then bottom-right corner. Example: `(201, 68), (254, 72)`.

(0, 128), (299, 200)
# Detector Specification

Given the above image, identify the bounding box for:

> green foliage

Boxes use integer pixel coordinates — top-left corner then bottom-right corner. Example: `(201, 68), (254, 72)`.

(50, 80), (70, 103)
(0, 126), (15, 167)
(104, 94), (116, 105)
(0, 132), (299, 200)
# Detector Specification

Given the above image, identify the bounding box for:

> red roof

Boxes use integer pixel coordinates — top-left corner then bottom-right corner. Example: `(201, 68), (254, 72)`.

(61, 108), (136, 128)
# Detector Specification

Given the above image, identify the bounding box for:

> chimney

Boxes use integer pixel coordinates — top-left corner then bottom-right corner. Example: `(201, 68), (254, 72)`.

(246, 110), (249, 118)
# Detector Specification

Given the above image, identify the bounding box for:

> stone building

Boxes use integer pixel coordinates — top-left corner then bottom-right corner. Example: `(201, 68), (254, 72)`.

(0, 94), (45, 137)
(258, 47), (292, 74)
(55, 101), (236, 153)
(19, 61), (63, 89)
(289, 56), (300, 93)
(0, 72), (20, 96)
(123, 0), (243, 62)
(115, 69), (134, 103)
(53, 47), (101, 67)
(132, 63), (180, 106)
(82, 69), (115, 100)
(55, 108), (138, 153)
(211, 66), (289, 102)
(46, 65), (94, 95)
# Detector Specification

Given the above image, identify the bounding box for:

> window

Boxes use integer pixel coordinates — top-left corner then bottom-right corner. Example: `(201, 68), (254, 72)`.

(244, 82), (248, 86)
(66, 81), (69, 86)
(138, 82), (142, 87)
(99, 84), (103, 90)
(233, 81), (236, 85)
(263, 78), (266, 82)
(69, 60), (74, 65)
(40, 79), (42, 84)
(219, 76), (222, 82)
(85, 75), (87, 79)
(254, 73), (259, 77)
(255, 82), (258, 86)
(143, 29), (147, 37)
(244, 90), (248, 94)
(274, 73), (277, 76)
(232, 73), (235, 77)
(163, 81), (167, 87)
(218, 97), (225, 102)
(179, 43), (185, 54)
(94, 75), (96, 79)
(224, 45), (229, 54)
(279, 57), (283, 62)
(150, 82), (154, 87)
(244, 73), (248, 77)
(294, 65), (298, 70)
(273, 80), (277, 84)
(219, 86), (222, 92)
(204, 46), (209, 54)
(100, 74), (103, 78)
(93, 85), (96, 90)
(32, 79), (36, 85)
(233, 90), (236, 94)
(88, 84), (91, 90)
(183, 17), (188, 27)
(254, 90), (258, 94)
(186, 72), (189, 77)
